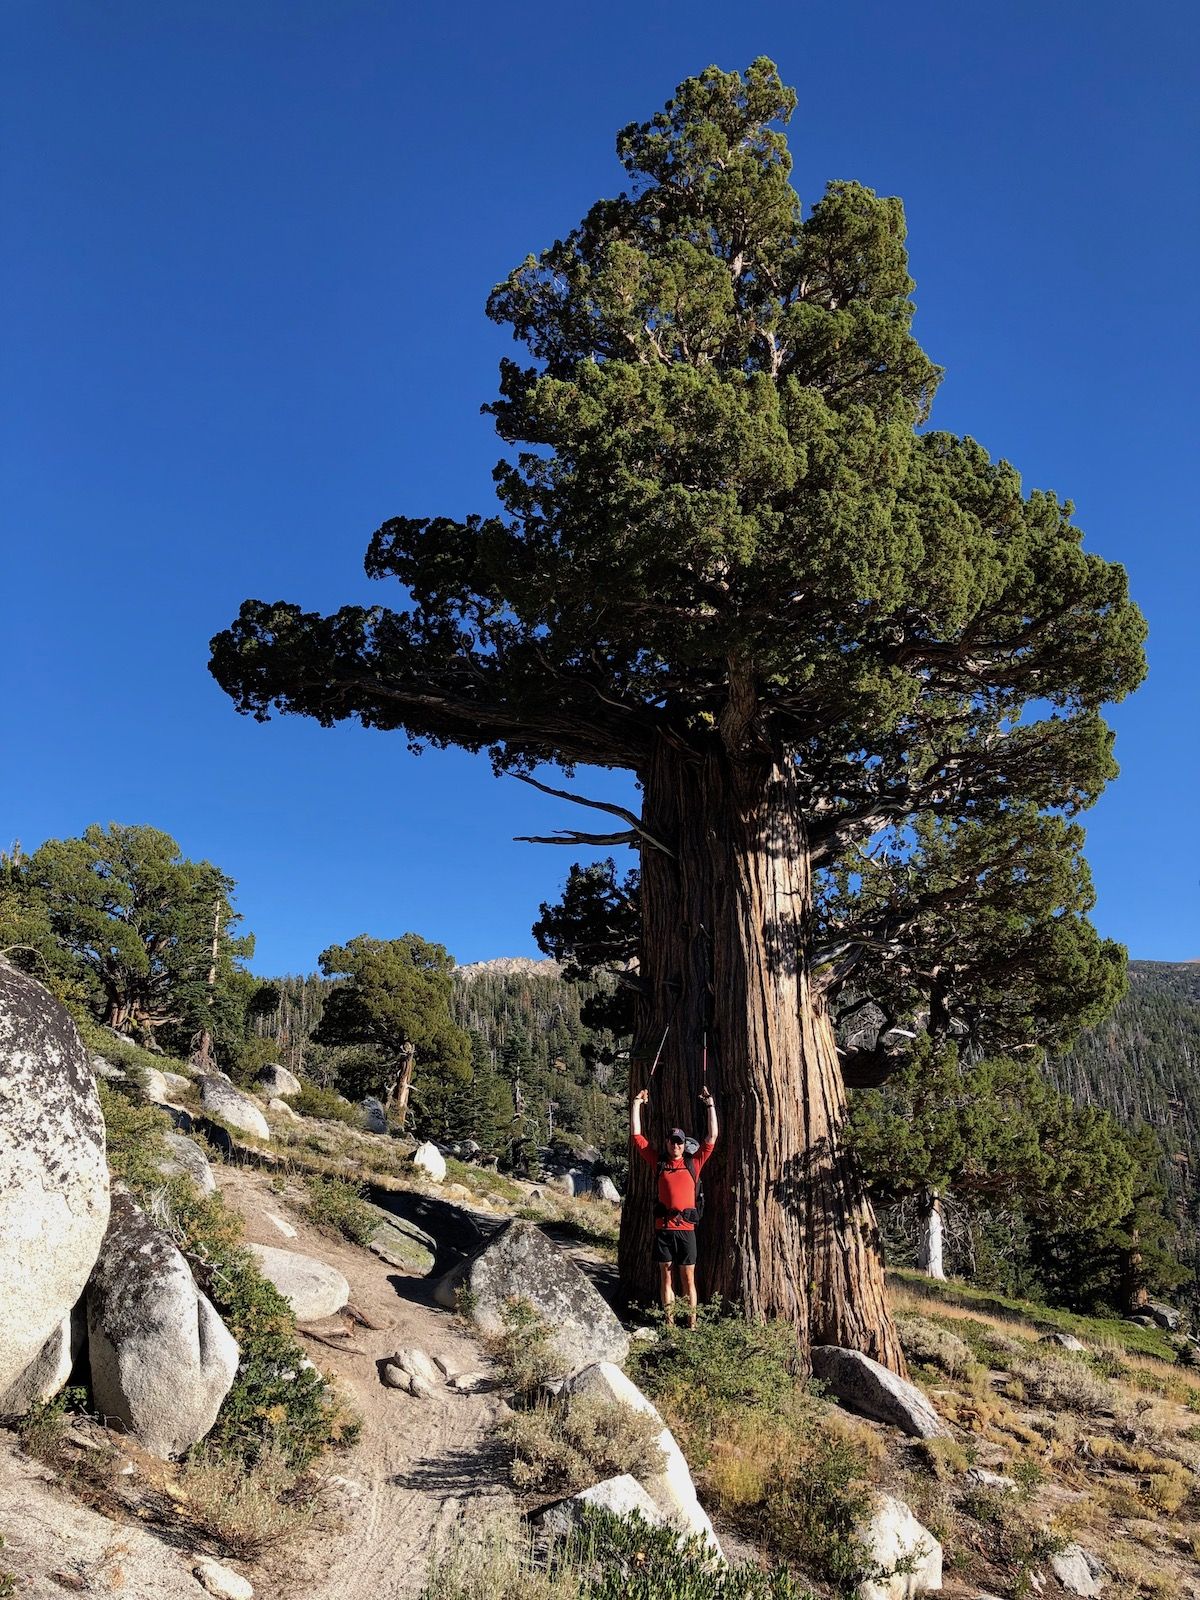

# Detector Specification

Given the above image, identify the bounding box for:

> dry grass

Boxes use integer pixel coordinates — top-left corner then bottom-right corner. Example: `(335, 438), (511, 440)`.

(1103, 1536), (1181, 1597)
(423, 1506), (580, 1600)
(176, 1445), (321, 1559)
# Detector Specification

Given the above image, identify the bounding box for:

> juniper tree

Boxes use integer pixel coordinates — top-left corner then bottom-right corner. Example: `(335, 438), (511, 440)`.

(11, 823), (252, 1052)
(210, 60), (1145, 1371)
(314, 934), (470, 1121)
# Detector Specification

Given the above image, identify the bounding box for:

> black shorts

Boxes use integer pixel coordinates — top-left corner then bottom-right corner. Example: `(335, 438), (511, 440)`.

(653, 1228), (698, 1267)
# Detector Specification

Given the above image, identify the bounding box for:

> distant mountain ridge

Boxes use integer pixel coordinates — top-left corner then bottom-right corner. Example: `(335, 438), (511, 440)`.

(456, 957), (561, 980)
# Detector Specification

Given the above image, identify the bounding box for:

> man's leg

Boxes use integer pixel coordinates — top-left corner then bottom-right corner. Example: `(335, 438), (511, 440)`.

(679, 1264), (698, 1328)
(658, 1262), (675, 1323)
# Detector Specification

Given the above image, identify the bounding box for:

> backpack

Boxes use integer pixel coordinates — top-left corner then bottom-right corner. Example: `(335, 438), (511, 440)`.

(655, 1147), (705, 1224)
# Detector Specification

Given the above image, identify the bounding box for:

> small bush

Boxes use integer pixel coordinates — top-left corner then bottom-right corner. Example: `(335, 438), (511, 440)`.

(303, 1174), (376, 1246)
(1010, 1352), (1119, 1415)
(291, 1081), (364, 1126)
(16, 1385), (87, 1464)
(488, 1298), (563, 1400)
(503, 1395), (664, 1494)
(178, 1444), (319, 1558)
(896, 1314), (974, 1379)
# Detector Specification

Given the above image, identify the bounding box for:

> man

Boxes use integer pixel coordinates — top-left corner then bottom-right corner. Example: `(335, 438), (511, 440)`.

(630, 1084), (718, 1328)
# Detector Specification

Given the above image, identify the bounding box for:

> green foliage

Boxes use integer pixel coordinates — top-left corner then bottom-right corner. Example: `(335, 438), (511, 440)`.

(302, 1174), (376, 1246)
(99, 1079), (355, 1467)
(4, 824), (253, 1058)
(487, 1297), (562, 1400)
(565, 1507), (815, 1600)
(16, 1385), (88, 1463)
(503, 1396), (664, 1493)
(315, 933), (470, 1114)
(212, 58), (1145, 1094)
(630, 1308), (878, 1588)
(290, 1079), (364, 1125)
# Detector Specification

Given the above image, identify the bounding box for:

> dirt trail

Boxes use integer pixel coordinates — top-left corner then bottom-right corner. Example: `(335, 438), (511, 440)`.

(217, 1167), (515, 1600)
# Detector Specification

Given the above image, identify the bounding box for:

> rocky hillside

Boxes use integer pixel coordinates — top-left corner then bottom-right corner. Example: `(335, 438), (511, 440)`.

(3, 959), (1200, 1600)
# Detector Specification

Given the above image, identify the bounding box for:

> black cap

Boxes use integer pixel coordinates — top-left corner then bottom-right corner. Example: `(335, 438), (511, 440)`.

(669, 1127), (686, 1142)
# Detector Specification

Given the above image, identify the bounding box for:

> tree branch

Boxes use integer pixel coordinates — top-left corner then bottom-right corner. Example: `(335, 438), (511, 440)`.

(514, 829), (642, 848)
(513, 774), (675, 855)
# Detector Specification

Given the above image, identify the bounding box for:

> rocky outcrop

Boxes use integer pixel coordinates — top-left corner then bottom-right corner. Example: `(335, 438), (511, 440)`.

(811, 1346), (949, 1439)
(199, 1075), (270, 1141)
(0, 960), (111, 1401)
(1040, 1332), (1086, 1351)
(87, 1190), (238, 1457)
(268, 1097), (302, 1120)
(413, 1141), (446, 1183)
(368, 1212), (436, 1273)
(157, 1132), (216, 1195)
(855, 1493), (942, 1599)
(246, 1244), (349, 1321)
(538, 1474), (666, 1539)
(254, 1064), (302, 1098)
(434, 1220), (629, 1370)
(594, 1175), (621, 1203)
(563, 1361), (722, 1555)
(1146, 1302), (1182, 1331)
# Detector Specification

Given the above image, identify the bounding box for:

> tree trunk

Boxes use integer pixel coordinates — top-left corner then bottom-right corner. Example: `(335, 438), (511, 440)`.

(193, 900), (222, 1071)
(618, 736), (904, 1375)
(916, 1189), (947, 1280)
(388, 1041), (417, 1123)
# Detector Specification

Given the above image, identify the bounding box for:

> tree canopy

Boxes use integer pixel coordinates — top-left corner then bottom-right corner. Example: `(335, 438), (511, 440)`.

(212, 57), (1145, 1073)
(314, 933), (470, 1108)
(1, 823), (253, 1055)
(209, 59), (1146, 1351)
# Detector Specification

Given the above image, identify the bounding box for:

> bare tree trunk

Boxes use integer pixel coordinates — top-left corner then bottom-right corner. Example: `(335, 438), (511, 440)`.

(193, 900), (222, 1071)
(388, 1041), (417, 1124)
(618, 736), (904, 1374)
(916, 1188), (947, 1280)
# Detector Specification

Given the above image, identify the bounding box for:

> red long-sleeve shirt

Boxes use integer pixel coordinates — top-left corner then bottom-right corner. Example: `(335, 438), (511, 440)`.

(632, 1133), (715, 1230)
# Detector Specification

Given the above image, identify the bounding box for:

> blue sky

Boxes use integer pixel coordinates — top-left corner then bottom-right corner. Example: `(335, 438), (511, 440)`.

(3, 0), (1197, 972)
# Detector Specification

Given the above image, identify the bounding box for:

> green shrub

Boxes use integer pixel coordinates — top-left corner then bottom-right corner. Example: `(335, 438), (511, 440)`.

(503, 1395), (664, 1493)
(630, 1308), (879, 1591)
(291, 1081), (364, 1126)
(488, 1297), (563, 1400)
(1009, 1352), (1119, 1415)
(302, 1174), (376, 1246)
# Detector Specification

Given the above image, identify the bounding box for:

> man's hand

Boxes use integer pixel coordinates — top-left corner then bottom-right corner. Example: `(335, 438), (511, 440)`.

(699, 1086), (714, 1106)
(635, 1088), (650, 1105)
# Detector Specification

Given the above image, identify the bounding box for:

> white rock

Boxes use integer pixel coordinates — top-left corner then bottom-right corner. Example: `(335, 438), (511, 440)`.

(450, 1372), (487, 1391)
(409, 1374), (437, 1400)
(563, 1361), (722, 1557)
(539, 1473), (666, 1539)
(435, 1220), (629, 1371)
(392, 1346), (442, 1387)
(361, 1097), (388, 1133)
(247, 1244), (349, 1322)
(855, 1492), (942, 1599)
(90, 1052), (125, 1080)
(593, 1175), (621, 1203)
(88, 1190), (239, 1457)
(199, 1076), (270, 1141)
(966, 1467), (1017, 1492)
(193, 1557), (253, 1599)
(254, 1064), (302, 1098)
(157, 1132), (217, 1195)
(0, 962), (111, 1403)
(0, 1311), (77, 1412)
(811, 1346), (949, 1439)
(381, 1364), (413, 1392)
(268, 1097), (302, 1120)
(264, 1211), (298, 1239)
(1040, 1332), (1086, 1352)
(1049, 1545), (1104, 1597)
(413, 1141), (446, 1182)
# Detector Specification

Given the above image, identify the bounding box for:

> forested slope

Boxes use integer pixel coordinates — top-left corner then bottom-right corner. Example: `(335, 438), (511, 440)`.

(1051, 961), (1200, 1194)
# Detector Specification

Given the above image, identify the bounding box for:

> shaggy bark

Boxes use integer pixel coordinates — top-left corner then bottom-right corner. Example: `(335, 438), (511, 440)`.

(618, 736), (905, 1374)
